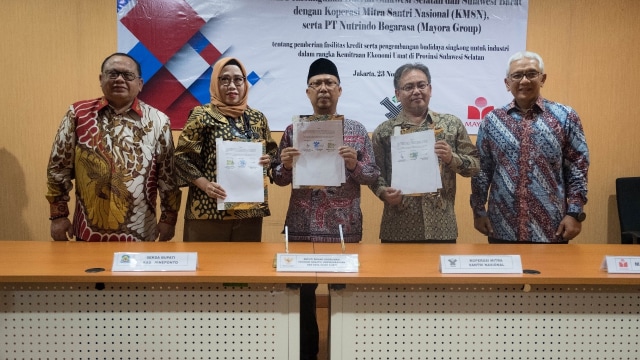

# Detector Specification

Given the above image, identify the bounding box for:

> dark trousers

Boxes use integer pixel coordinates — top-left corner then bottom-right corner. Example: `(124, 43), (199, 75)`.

(488, 237), (568, 244)
(381, 239), (456, 243)
(183, 218), (263, 242)
(300, 283), (319, 360)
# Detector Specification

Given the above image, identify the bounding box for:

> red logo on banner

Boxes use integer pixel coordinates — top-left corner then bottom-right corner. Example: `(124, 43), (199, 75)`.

(467, 97), (494, 120)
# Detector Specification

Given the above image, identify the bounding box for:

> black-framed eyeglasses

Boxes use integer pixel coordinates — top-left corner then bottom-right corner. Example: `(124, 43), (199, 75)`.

(104, 70), (140, 81)
(399, 82), (430, 92)
(508, 71), (541, 81)
(219, 76), (246, 86)
(308, 79), (340, 90)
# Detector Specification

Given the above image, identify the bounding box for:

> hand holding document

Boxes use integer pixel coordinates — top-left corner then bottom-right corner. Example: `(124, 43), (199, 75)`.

(292, 115), (345, 188)
(390, 130), (442, 194)
(215, 139), (265, 210)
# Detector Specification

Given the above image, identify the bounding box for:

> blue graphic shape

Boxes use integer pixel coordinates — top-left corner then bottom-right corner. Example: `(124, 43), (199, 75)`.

(117, 0), (131, 12)
(128, 43), (163, 83)
(380, 97), (402, 120)
(189, 66), (213, 104)
(188, 31), (211, 53)
(247, 71), (261, 86)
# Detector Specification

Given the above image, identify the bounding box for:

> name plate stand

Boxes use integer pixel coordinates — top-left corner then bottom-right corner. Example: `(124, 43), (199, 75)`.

(112, 252), (198, 272)
(602, 256), (640, 273)
(276, 253), (359, 272)
(440, 255), (522, 274)
(276, 224), (358, 272)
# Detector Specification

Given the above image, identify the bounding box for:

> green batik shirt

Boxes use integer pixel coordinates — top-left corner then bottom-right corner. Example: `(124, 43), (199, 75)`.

(369, 110), (479, 242)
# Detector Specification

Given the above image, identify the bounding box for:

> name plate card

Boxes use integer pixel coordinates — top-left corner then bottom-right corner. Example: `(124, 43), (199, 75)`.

(440, 255), (522, 274)
(112, 252), (198, 272)
(276, 253), (359, 272)
(601, 256), (640, 273)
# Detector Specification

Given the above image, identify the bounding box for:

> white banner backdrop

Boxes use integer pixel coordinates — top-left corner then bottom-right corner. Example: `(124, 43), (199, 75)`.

(118, 0), (528, 133)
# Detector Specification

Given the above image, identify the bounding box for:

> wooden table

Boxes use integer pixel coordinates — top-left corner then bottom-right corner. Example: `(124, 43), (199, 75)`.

(0, 241), (315, 360)
(2, 241), (639, 360)
(313, 243), (640, 360)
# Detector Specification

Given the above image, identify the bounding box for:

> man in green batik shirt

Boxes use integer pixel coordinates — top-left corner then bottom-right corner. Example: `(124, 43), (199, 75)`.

(370, 62), (479, 243)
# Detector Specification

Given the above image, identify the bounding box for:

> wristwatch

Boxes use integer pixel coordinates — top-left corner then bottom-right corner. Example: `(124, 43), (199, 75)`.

(567, 212), (586, 222)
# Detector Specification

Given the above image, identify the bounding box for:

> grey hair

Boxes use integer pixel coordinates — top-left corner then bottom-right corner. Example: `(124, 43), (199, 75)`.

(506, 51), (545, 76)
(393, 63), (432, 89)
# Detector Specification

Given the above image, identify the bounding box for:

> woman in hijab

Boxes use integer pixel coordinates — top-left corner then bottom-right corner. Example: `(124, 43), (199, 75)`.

(175, 57), (277, 241)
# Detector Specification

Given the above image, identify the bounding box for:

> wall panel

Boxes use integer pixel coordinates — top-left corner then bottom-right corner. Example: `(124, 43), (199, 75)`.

(1, 0), (638, 244)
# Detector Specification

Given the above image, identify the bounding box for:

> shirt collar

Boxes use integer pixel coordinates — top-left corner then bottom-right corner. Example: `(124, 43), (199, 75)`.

(98, 97), (143, 117)
(394, 109), (433, 128)
(507, 96), (544, 114)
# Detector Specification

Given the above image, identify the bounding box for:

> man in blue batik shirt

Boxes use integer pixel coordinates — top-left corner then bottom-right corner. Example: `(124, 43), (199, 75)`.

(471, 51), (589, 243)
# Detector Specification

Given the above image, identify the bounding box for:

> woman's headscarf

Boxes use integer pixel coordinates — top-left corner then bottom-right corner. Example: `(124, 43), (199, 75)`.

(209, 57), (249, 118)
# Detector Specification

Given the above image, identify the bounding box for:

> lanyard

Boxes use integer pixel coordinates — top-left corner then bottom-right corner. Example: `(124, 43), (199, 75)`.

(227, 113), (257, 140)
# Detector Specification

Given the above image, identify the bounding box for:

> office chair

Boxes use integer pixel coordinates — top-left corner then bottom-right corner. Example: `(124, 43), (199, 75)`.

(615, 177), (640, 244)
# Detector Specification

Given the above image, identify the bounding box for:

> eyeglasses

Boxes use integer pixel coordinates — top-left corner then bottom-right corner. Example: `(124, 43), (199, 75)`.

(219, 76), (246, 87)
(104, 70), (140, 81)
(508, 71), (541, 81)
(308, 79), (340, 90)
(399, 82), (430, 92)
